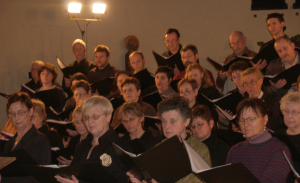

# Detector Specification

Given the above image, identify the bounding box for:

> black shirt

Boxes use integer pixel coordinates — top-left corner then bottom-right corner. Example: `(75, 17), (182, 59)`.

(87, 63), (119, 84)
(24, 79), (42, 91)
(71, 128), (131, 182)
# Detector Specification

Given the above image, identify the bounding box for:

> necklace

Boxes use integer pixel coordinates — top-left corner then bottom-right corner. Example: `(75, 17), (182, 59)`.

(14, 133), (25, 147)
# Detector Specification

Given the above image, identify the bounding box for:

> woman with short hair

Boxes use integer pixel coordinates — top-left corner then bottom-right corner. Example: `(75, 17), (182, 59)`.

(55, 95), (131, 183)
(2, 92), (51, 182)
(118, 102), (160, 154)
(227, 98), (292, 183)
(178, 78), (199, 109)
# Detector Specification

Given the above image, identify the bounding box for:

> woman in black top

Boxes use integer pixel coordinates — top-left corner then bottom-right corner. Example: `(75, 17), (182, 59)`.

(55, 95), (131, 183)
(2, 92), (51, 183)
(118, 102), (161, 154)
(177, 78), (200, 109)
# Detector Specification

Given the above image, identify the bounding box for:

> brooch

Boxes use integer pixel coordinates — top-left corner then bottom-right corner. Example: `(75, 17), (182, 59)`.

(100, 153), (112, 167)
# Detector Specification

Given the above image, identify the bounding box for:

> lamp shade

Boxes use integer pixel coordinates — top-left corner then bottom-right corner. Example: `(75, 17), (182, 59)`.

(68, 3), (82, 13)
(93, 4), (106, 14)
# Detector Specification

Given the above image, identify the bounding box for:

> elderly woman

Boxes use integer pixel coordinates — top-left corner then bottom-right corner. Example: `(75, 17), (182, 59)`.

(118, 102), (161, 154)
(55, 95), (131, 183)
(178, 78), (199, 109)
(185, 63), (220, 100)
(227, 98), (291, 183)
(37, 62), (66, 113)
(275, 92), (300, 183)
(31, 99), (63, 151)
(57, 105), (89, 166)
(1, 92), (51, 182)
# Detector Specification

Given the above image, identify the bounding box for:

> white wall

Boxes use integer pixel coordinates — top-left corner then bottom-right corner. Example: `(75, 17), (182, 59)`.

(0, 0), (299, 128)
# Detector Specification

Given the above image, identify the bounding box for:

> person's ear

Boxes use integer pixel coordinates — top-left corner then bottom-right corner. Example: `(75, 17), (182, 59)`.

(184, 118), (190, 127)
(29, 107), (34, 116)
(257, 78), (263, 87)
(87, 90), (92, 97)
(137, 89), (141, 97)
(168, 78), (172, 85)
(177, 37), (181, 43)
(280, 21), (285, 29)
(105, 114), (112, 123)
(195, 53), (199, 61)
(263, 114), (268, 126)
(208, 119), (214, 129)
(291, 42), (295, 50)
(106, 56), (110, 61)
(244, 37), (247, 44)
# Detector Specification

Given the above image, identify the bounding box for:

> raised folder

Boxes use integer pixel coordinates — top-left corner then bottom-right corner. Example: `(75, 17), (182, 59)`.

(46, 119), (74, 138)
(56, 57), (88, 78)
(141, 91), (163, 109)
(0, 92), (11, 99)
(90, 77), (115, 96)
(152, 50), (185, 72)
(206, 55), (252, 71)
(0, 157), (16, 170)
(263, 64), (300, 90)
(24, 162), (119, 183)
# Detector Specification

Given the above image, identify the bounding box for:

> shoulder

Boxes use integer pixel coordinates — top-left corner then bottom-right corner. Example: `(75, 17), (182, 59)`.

(108, 64), (119, 72)
(67, 61), (76, 67)
(223, 53), (234, 64)
(88, 67), (97, 74)
(187, 135), (209, 152)
(245, 47), (257, 57)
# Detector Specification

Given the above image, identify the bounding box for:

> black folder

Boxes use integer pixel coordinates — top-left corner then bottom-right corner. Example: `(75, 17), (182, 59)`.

(152, 50), (185, 72)
(0, 138), (8, 154)
(56, 57), (86, 78)
(144, 115), (160, 130)
(24, 162), (119, 183)
(134, 69), (156, 91)
(141, 91), (163, 110)
(263, 64), (300, 90)
(217, 129), (246, 147)
(127, 139), (147, 155)
(196, 163), (260, 183)
(110, 97), (124, 111)
(90, 77), (115, 96)
(0, 157), (16, 170)
(206, 55), (252, 71)
(46, 119), (74, 138)
(48, 106), (75, 121)
(0, 92), (11, 99)
(170, 79), (181, 92)
(112, 136), (192, 182)
(0, 149), (37, 177)
(21, 85), (65, 109)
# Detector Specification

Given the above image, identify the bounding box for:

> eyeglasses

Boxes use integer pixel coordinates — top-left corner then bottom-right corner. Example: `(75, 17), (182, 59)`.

(179, 90), (192, 96)
(243, 80), (258, 87)
(121, 117), (137, 124)
(8, 110), (29, 118)
(165, 39), (178, 44)
(281, 110), (300, 117)
(191, 123), (206, 129)
(82, 113), (105, 122)
(238, 116), (261, 124)
(74, 120), (85, 126)
(229, 39), (242, 47)
(74, 93), (86, 98)
(122, 88), (136, 94)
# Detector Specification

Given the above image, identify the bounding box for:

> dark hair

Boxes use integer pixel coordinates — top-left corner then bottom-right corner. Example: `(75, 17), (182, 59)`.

(180, 44), (198, 55)
(7, 92), (33, 114)
(164, 28), (180, 39)
(157, 95), (191, 121)
(229, 61), (249, 76)
(38, 62), (58, 85)
(121, 77), (141, 91)
(155, 66), (174, 79)
(236, 98), (269, 123)
(118, 102), (144, 121)
(298, 75), (300, 86)
(70, 72), (88, 84)
(114, 70), (133, 86)
(192, 105), (213, 123)
(177, 78), (198, 92)
(267, 13), (284, 22)
(71, 80), (91, 93)
(129, 51), (144, 60)
(93, 45), (110, 57)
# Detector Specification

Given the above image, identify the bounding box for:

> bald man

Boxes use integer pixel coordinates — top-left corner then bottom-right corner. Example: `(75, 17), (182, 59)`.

(264, 35), (300, 100)
(216, 31), (257, 95)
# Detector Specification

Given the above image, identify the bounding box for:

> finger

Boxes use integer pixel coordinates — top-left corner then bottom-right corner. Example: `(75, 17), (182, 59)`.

(71, 175), (78, 181)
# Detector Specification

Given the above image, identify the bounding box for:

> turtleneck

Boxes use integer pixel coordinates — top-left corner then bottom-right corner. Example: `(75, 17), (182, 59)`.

(247, 129), (272, 144)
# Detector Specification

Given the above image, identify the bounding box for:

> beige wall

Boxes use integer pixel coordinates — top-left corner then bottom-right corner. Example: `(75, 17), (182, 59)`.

(0, 0), (299, 128)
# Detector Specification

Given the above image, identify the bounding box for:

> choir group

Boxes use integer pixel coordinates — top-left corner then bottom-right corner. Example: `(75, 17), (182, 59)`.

(0, 12), (300, 183)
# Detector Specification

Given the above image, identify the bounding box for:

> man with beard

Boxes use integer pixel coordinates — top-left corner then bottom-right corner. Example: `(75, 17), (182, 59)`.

(265, 36), (300, 100)
(87, 45), (119, 84)
(173, 44), (216, 88)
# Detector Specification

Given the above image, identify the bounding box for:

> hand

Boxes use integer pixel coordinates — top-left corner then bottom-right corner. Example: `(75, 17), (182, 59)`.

(269, 79), (287, 91)
(126, 172), (141, 183)
(250, 59), (267, 70)
(291, 82), (298, 91)
(218, 71), (228, 80)
(231, 124), (240, 132)
(216, 109), (230, 125)
(57, 156), (72, 165)
(54, 175), (78, 183)
(66, 129), (78, 137)
(118, 133), (125, 137)
(64, 75), (72, 88)
(174, 64), (180, 75)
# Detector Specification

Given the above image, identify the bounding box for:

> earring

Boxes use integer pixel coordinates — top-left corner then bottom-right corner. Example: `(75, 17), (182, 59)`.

(243, 134), (245, 137)
(264, 126), (266, 132)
